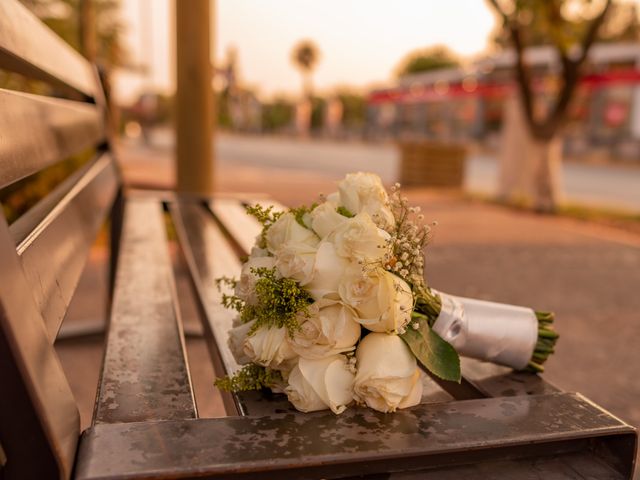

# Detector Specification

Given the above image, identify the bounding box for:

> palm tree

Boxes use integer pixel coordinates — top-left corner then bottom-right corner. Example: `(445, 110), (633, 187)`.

(291, 40), (320, 100)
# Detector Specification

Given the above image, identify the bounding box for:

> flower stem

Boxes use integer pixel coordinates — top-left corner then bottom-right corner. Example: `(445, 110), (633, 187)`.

(523, 311), (559, 373)
(412, 286), (442, 326)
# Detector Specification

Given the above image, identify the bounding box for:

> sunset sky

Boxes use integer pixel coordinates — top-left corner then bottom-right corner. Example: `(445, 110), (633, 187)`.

(115, 0), (640, 103)
(114, 0), (501, 103)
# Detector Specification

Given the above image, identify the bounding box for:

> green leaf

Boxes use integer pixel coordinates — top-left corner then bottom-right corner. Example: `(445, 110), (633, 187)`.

(401, 322), (461, 382)
(336, 206), (354, 218)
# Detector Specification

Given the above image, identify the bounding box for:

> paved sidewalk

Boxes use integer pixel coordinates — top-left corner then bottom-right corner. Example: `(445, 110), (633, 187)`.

(57, 139), (640, 443)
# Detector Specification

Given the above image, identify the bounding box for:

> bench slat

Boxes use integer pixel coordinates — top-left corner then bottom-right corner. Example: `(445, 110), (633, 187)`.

(11, 154), (118, 340)
(76, 392), (636, 480)
(208, 197), (286, 254)
(386, 452), (629, 479)
(460, 358), (560, 397)
(94, 199), (196, 424)
(0, 0), (96, 97)
(169, 201), (247, 415)
(0, 215), (80, 479)
(0, 89), (104, 190)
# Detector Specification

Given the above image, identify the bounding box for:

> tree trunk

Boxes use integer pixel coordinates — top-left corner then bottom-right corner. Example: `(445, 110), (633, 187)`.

(295, 99), (311, 137)
(529, 135), (563, 212)
(499, 96), (562, 212)
(499, 95), (533, 202)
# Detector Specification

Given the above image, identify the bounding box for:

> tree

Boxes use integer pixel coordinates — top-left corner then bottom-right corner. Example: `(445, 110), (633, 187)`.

(21, 0), (126, 136)
(261, 98), (294, 133)
(598, 2), (640, 42)
(396, 45), (460, 78)
(490, 1), (639, 47)
(487, 0), (615, 212)
(291, 40), (320, 99)
(20, 0), (125, 68)
(335, 90), (366, 129)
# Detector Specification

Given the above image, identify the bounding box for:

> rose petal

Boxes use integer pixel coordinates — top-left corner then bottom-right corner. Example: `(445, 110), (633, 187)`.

(356, 333), (416, 379)
(286, 363), (326, 412)
(244, 326), (297, 368)
(299, 356), (354, 414)
(323, 359), (356, 414)
(398, 369), (424, 409)
(228, 320), (254, 365)
(310, 202), (348, 238)
(266, 212), (319, 255)
(307, 242), (350, 300)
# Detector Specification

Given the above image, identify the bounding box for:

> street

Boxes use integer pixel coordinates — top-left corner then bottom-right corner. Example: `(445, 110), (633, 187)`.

(200, 134), (640, 212)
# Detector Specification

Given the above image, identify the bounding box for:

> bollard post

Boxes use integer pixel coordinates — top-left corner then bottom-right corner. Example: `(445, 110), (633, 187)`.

(175, 0), (214, 195)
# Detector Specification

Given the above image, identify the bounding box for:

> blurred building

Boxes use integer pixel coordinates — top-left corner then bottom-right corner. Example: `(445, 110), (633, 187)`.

(367, 42), (640, 161)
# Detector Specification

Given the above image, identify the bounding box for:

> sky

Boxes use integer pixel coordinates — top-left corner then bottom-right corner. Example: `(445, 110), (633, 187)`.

(114, 0), (498, 103)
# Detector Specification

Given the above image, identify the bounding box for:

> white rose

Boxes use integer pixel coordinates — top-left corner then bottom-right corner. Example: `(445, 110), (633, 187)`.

(250, 244), (269, 258)
(339, 267), (413, 333)
(329, 212), (391, 263)
(274, 242), (317, 285)
(309, 202), (349, 239)
(354, 333), (423, 412)
(290, 300), (361, 359)
(266, 212), (319, 255)
(337, 172), (394, 228)
(300, 211), (313, 229)
(228, 319), (254, 365)
(326, 191), (339, 204)
(235, 256), (277, 305)
(306, 242), (350, 301)
(285, 355), (355, 414)
(271, 357), (299, 382)
(243, 325), (297, 369)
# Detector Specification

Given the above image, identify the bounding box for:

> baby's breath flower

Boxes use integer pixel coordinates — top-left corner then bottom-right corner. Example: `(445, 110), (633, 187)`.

(386, 185), (437, 290)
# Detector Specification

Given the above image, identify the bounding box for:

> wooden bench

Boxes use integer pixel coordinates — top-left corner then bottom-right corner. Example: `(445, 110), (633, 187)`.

(0, 1), (637, 478)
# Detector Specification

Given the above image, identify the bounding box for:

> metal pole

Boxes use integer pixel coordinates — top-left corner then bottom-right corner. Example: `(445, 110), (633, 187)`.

(175, 0), (214, 195)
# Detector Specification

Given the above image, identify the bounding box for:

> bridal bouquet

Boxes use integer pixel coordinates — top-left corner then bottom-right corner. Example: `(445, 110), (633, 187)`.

(216, 172), (558, 414)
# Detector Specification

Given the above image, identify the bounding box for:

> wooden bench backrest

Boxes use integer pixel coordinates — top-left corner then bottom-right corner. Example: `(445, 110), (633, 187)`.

(0, 1), (119, 478)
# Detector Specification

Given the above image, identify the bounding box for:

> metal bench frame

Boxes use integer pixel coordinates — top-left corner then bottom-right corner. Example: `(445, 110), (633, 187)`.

(0, 1), (637, 478)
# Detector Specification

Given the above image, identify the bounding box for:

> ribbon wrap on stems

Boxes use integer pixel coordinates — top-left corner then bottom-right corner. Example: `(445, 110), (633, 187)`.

(432, 292), (538, 370)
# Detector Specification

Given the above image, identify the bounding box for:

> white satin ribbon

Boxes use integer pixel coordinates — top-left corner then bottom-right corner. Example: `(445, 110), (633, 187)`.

(431, 292), (538, 370)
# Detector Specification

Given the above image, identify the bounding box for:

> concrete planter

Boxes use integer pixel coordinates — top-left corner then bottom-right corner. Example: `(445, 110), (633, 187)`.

(397, 140), (467, 188)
